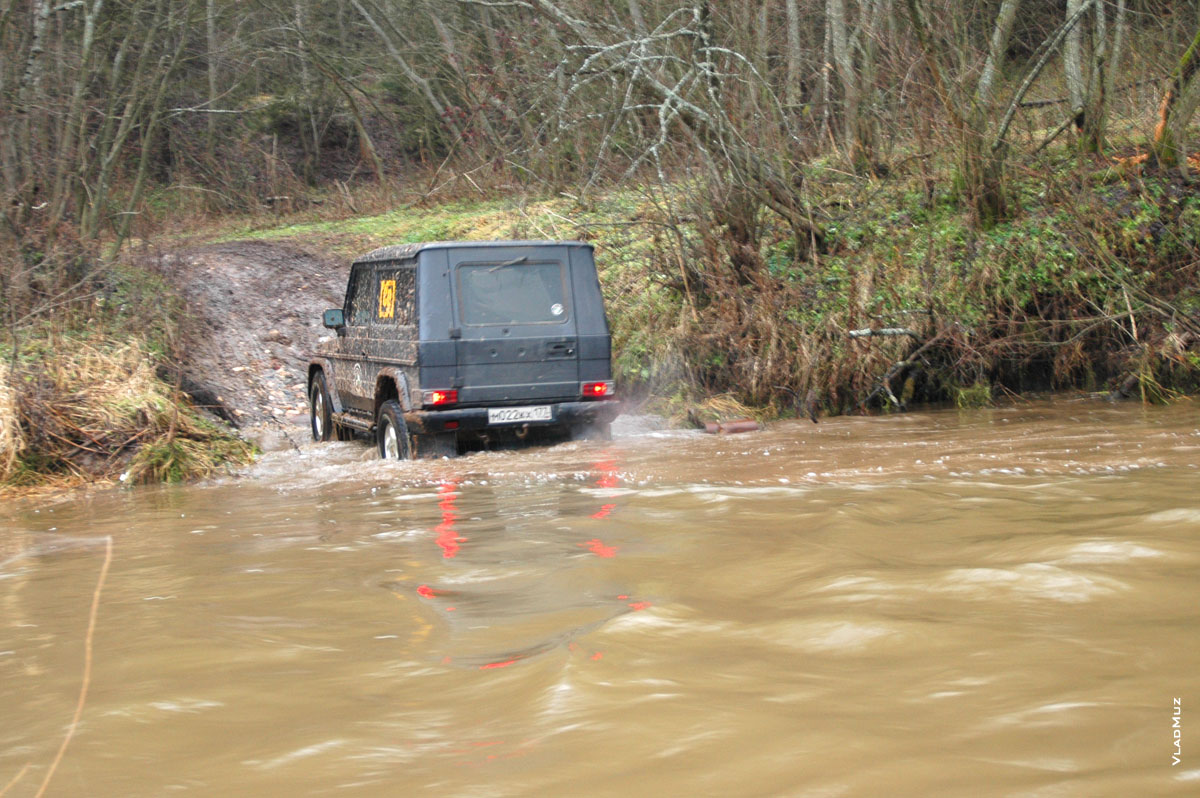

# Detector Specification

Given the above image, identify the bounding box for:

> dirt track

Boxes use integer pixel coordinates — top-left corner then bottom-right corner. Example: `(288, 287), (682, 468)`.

(156, 241), (347, 450)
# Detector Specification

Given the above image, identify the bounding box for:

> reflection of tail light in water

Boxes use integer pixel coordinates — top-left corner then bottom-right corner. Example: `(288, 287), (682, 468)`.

(591, 454), (619, 520)
(584, 454), (651, 612)
(580, 453), (620, 556)
(434, 479), (463, 558)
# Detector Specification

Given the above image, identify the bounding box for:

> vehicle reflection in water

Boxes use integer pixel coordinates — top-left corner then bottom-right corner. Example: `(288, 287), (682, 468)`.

(411, 448), (644, 673)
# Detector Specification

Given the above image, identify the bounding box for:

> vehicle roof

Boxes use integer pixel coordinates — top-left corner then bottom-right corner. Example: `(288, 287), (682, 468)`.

(353, 240), (593, 265)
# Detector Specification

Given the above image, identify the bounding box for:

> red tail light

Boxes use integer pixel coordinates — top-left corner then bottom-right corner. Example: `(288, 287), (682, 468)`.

(582, 381), (614, 399)
(424, 389), (458, 407)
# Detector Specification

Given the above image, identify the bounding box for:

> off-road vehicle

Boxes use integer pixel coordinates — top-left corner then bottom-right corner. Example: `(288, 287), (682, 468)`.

(308, 241), (619, 458)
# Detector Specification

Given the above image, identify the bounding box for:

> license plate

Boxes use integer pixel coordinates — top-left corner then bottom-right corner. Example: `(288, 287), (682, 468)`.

(488, 405), (553, 425)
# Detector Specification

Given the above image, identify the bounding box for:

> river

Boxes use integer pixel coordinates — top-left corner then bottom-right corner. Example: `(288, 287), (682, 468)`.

(1, 399), (1197, 796)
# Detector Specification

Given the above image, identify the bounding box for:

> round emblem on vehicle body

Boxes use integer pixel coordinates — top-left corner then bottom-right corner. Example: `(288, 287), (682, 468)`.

(551, 303), (564, 316)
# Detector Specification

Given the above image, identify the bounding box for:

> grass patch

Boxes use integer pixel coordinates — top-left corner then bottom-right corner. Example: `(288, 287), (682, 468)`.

(950, 382), (994, 409)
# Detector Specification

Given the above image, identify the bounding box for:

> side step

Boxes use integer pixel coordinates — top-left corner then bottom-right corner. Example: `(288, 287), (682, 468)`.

(332, 411), (373, 432)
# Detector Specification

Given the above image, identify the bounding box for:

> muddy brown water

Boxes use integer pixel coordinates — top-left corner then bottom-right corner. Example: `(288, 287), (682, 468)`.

(1, 400), (1198, 796)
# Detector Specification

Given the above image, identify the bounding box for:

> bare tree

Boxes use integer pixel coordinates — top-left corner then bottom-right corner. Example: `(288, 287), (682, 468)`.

(350, 0), (466, 145)
(2, 0), (202, 284)
(905, 0), (1095, 225)
(459, 0), (819, 264)
(825, 0), (891, 174)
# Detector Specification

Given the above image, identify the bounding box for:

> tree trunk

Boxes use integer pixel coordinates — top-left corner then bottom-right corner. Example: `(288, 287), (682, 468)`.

(820, 7), (834, 141)
(1150, 26), (1200, 170)
(81, 14), (154, 240)
(977, 0), (1020, 108)
(308, 53), (387, 185)
(427, 8), (503, 151)
(1078, 0), (1110, 153)
(205, 0), (218, 160)
(47, 0), (106, 238)
(110, 7), (192, 258)
(1061, 0), (1121, 153)
(828, 0), (868, 171)
(1064, 0), (1086, 128)
(785, 0), (802, 109)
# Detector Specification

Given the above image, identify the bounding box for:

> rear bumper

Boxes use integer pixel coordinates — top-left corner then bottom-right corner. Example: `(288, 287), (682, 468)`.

(404, 400), (620, 435)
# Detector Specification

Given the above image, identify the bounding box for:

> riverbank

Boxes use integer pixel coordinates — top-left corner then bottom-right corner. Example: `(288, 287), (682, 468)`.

(170, 156), (1200, 423)
(0, 265), (255, 494)
(3, 151), (1199, 493)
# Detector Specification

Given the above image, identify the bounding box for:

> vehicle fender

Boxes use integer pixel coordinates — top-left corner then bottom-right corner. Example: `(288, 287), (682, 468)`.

(308, 358), (345, 415)
(375, 367), (413, 412)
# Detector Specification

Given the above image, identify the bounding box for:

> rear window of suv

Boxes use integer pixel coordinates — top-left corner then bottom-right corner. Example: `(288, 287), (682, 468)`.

(456, 260), (569, 326)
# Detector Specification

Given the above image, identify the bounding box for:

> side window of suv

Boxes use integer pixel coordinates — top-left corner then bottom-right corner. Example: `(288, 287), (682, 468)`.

(374, 266), (416, 326)
(345, 265), (377, 326)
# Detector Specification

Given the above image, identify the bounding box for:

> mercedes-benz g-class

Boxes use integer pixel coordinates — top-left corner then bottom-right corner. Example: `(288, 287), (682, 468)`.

(307, 241), (619, 459)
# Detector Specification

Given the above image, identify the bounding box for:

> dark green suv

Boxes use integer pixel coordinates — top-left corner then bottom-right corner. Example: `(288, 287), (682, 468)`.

(307, 241), (620, 459)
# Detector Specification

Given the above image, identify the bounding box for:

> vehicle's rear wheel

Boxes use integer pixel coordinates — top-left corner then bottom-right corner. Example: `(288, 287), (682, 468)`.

(570, 421), (612, 442)
(414, 431), (457, 459)
(310, 372), (334, 442)
(377, 400), (412, 460)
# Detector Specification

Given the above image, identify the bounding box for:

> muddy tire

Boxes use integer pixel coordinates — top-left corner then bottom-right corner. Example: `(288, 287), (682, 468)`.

(570, 421), (612, 442)
(377, 400), (412, 460)
(414, 432), (457, 459)
(310, 371), (334, 442)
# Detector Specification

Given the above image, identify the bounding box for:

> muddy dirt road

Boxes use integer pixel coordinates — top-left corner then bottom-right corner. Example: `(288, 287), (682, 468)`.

(157, 241), (346, 449)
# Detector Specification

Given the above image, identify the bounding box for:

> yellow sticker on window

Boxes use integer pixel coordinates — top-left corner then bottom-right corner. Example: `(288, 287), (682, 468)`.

(378, 279), (396, 319)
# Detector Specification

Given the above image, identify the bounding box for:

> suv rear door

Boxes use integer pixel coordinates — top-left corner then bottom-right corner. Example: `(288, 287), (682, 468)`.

(448, 246), (580, 405)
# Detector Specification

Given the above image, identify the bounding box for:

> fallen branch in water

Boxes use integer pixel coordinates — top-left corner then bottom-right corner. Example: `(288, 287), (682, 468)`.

(35, 535), (113, 798)
(773, 386), (820, 423)
(856, 335), (944, 413)
(0, 764), (31, 798)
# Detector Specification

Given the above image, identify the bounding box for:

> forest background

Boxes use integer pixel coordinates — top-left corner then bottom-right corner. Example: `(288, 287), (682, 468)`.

(3, 0), (1200, 488)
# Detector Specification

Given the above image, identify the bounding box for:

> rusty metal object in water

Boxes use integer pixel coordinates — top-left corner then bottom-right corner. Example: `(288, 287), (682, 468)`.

(703, 419), (760, 434)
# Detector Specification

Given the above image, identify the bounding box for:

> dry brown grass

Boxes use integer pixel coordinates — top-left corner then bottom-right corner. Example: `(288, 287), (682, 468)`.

(680, 393), (762, 428)
(0, 361), (22, 482)
(5, 336), (252, 491)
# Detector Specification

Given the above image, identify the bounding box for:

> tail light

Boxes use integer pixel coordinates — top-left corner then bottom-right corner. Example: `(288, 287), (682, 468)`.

(581, 381), (614, 399)
(424, 389), (458, 407)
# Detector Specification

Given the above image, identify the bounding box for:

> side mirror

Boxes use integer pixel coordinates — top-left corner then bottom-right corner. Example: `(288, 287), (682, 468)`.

(323, 309), (345, 329)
